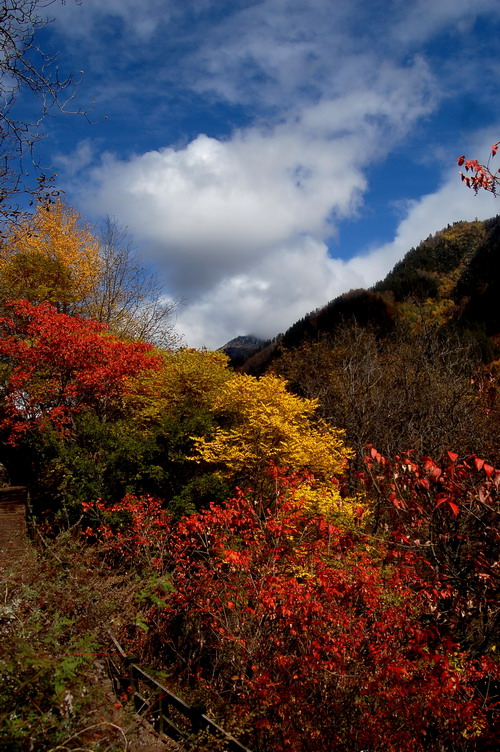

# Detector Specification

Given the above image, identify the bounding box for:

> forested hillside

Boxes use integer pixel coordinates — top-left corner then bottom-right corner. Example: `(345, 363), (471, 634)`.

(242, 216), (500, 374)
(1, 204), (499, 751)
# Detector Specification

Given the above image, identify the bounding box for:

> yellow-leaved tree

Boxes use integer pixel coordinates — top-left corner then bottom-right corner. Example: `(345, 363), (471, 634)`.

(128, 357), (359, 520)
(191, 373), (351, 493)
(0, 201), (100, 310)
(126, 348), (232, 426)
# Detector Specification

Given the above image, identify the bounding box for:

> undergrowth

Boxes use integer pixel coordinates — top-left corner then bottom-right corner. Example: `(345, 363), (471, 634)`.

(0, 533), (139, 752)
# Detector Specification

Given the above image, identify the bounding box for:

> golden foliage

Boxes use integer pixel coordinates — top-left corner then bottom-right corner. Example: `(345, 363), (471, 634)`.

(293, 480), (367, 523)
(0, 201), (100, 309)
(125, 348), (231, 426)
(396, 297), (457, 329)
(192, 373), (351, 482)
(129, 355), (353, 520)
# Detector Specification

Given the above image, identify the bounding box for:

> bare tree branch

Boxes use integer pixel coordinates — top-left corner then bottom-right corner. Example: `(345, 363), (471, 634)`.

(0, 0), (87, 229)
(81, 217), (181, 349)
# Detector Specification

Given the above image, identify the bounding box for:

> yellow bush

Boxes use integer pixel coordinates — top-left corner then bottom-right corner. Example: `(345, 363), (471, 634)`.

(192, 373), (351, 483)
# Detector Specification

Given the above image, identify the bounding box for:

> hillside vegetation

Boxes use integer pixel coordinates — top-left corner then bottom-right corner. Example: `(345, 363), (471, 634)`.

(243, 217), (500, 468)
(243, 216), (500, 373)
(0, 204), (499, 751)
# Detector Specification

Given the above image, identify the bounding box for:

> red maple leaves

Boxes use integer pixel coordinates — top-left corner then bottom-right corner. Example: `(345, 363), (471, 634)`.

(458, 142), (500, 194)
(0, 300), (161, 441)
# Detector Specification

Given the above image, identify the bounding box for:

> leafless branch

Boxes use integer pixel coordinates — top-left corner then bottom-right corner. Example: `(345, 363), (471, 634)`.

(0, 1), (87, 229)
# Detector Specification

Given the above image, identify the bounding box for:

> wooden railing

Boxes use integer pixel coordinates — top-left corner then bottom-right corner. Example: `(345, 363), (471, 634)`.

(107, 634), (252, 752)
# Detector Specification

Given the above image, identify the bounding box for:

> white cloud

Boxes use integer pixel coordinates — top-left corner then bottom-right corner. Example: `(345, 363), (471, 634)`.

(174, 236), (368, 348)
(186, 0), (354, 107)
(392, 0), (500, 44)
(76, 53), (487, 349)
(48, 1), (438, 115)
(81, 57), (434, 297)
(84, 127), (366, 281)
(49, 0), (499, 116)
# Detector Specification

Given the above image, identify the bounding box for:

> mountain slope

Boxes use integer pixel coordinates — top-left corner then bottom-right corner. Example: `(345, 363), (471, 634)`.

(240, 215), (500, 373)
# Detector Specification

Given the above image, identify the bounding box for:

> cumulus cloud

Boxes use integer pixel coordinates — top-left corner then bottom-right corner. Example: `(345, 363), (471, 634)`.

(81, 126), (497, 349)
(173, 237), (368, 348)
(81, 57), (434, 295)
(74, 59), (497, 348)
(83, 127), (367, 293)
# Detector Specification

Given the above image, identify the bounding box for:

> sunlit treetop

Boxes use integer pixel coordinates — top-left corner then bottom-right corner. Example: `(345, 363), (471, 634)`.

(0, 201), (100, 310)
(125, 347), (232, 426)
(192, 373), (351, 484)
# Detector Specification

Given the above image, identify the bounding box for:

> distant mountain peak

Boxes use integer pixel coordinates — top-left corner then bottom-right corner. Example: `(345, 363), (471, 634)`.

(220, 335), (266, 366)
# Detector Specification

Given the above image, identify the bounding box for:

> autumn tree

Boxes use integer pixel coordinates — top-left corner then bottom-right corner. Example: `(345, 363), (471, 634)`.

(0, 328), (232, 516)
(0, 206), (179, 346)
(191, 372), (351, 495)
(120, 347), (234, 513)
(127, 347), (231, 427)
(0, 299), (161, 439)
(0, 201), (100, 311)
(126, 359), (352, 515)
(80, 218), (179, 347)
(0, 298), (169, 515)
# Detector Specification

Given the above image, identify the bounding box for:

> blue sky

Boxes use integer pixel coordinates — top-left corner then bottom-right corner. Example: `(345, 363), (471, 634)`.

(29, 0), (500, 347)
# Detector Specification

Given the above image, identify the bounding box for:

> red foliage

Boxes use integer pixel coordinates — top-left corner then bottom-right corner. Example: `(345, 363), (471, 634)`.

(458, 142), (500, 194)
(92, 469), (499, 751)
(0, 299), (160, 441)
(362, 448), (500, 656)
(82, 494), (171, 568)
